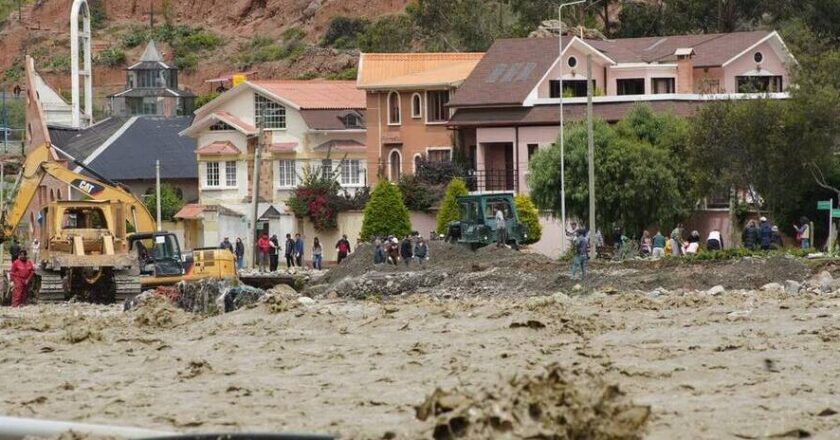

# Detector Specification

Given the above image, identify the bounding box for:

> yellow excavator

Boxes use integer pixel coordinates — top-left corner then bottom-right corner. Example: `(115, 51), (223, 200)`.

(0, 140), (236, 303)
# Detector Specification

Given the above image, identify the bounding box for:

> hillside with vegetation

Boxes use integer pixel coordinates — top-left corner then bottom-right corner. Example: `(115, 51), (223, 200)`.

(1, 0), (839, 102)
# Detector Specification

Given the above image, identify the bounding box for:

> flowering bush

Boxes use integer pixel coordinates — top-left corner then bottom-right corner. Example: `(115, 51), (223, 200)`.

(286, 162), (369, 231)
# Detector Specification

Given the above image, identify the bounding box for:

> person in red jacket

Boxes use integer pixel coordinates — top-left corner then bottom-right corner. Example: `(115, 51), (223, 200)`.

(257, 234), (270, 272)
(10, 250), (35, 307)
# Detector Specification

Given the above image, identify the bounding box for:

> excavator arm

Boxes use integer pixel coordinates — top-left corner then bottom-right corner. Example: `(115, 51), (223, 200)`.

(1, 142), (157, 240)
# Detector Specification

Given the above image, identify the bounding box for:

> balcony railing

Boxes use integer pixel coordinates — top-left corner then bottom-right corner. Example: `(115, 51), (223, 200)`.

(464, 168), (518, 193)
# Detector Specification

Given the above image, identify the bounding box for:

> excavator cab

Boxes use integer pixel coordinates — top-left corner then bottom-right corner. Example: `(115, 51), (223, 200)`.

(128, 232), (185, 278)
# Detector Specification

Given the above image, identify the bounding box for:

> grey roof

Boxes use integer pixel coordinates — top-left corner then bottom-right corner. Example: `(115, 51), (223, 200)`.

(141, 41), (164, 62)
(86, 116), (197, 181)
(108, 88), (196, 98)
(49, 117), (130, 160)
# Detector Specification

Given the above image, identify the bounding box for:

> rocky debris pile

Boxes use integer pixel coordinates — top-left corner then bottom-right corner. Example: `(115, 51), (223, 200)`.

(529, 19), (608, 40)
(311, 242), (559, 299)
(130, 294), (194, 329)
(415, 364), (650, 440)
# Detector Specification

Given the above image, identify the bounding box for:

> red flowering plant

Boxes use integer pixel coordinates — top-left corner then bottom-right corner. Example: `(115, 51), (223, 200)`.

(286, 157), (368, 231)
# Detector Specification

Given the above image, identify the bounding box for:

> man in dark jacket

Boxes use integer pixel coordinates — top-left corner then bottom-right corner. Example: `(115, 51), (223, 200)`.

(294, 234), (304, 267)
(336, 234), (351, 264)
(743, 220), (760, 250)
(268, 234), (280, 272)
(10, 237), (21, 262)
(399, 236), (413, 267)
(284, 234), (296, 268)
(759, 217), (773, 250)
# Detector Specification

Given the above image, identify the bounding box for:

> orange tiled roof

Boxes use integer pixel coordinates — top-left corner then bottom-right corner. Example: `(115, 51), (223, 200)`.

(213, 111), (256, 134)
(174, 204), (205, 219)
(357, 53), (484, 90)
(250, 80), (365, 110)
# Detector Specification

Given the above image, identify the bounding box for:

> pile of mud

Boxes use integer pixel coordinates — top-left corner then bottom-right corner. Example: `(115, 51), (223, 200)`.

(415, 364), (650, 439)
(312, 242), (815, 299)
(311, 242), (559, 299)
(130, 294), (194, 328)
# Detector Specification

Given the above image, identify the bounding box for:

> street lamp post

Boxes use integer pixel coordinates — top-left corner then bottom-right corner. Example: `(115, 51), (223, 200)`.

(558, 0), (586, 253)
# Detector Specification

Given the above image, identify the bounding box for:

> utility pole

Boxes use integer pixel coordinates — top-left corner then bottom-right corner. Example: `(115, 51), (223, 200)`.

(586, 54), (596, 260)
(249, 119), (264, 269)
(1, 161), (5, 267)
(155, 159), (162, 231)
(1, 88), (7, 153)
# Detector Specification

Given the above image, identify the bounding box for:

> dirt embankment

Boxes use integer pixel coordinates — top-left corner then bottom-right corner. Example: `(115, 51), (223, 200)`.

(309, 241), (813, 299)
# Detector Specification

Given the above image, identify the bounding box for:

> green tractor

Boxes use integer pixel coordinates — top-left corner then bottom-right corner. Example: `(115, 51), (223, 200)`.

(444, 193), (527, 249)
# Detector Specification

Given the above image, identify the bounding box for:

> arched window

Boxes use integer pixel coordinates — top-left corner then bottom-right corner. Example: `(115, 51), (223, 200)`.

(389, 149), (402, 181)
(411, 93), (422, 118)
(49, 189), (55, 202)
(413, 153), (423, 173)
(387, 91), (401, 125)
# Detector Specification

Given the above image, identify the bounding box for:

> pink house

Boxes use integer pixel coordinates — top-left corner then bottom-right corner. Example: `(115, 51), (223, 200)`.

(448, 31), (796, 194)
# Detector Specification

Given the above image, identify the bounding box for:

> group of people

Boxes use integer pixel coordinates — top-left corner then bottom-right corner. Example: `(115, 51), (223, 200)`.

(616, 216), (811, 260)
(6, 237), (37, 307)
(220, 233), (354, 272)
(373, 234), (429, 267)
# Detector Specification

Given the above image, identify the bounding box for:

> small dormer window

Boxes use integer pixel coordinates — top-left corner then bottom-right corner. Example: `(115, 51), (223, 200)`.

(346, 114), (361, 128)
(210, 121), (233, 131)
(568, 56), (578, 68)
(754, 52), (764, 63)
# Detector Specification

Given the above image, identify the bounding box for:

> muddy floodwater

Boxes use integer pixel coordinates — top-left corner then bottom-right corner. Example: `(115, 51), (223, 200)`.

(1, 283), (839, 439)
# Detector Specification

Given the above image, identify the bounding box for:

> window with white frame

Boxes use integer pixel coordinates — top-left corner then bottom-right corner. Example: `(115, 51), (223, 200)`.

(340, 160), (362, 186)
(225, 161), (237, 187)
(388, 91), (401, 125)
(277, 160), (296, 188)
(426, 90), (449, 123)
(411, 93), (422, 118)
(205, 162), (220, 187)
(321, 159), (333, 177)
(255, 94), (286, 129)
(427, 148), (452, 162)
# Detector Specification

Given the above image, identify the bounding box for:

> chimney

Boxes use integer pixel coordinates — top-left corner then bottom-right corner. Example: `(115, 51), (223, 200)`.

(675, 48), (695, 94)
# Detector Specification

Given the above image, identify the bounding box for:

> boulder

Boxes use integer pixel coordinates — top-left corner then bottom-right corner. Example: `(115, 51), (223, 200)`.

(785, 280), (802, 295)
(761, 282), (784, 292)
(706, 285), (726, 296)
(814, 271), (833, 293)
(297, 296), (316, 306)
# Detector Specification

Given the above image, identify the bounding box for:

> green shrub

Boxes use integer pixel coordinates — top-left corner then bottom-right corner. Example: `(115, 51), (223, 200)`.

(1, 60), (24, 85)
(281, 40), (306, 62)
(95, 47), (126, 66)
(435, 178), (469, 234)
(195, 91), (220, 108)
(358, 14), (414, 53)
(89, 0), (107, 29)
(46, 55), (71, 72)
(175, 53), (199, 71)
(361, 181), (412, 241)
(398, 175), (444, 212)
(180, 29), (221, 51)
(322, 16), (370, 48)
(282, 26), (306, 42)
(121, 26), (148, 48)
(416, 158), (465, 185)
(144, 184), (184, 221)
(296, 72), (319, 80)
(325, 67), (357, 80)
(514, 194), (541, 244)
